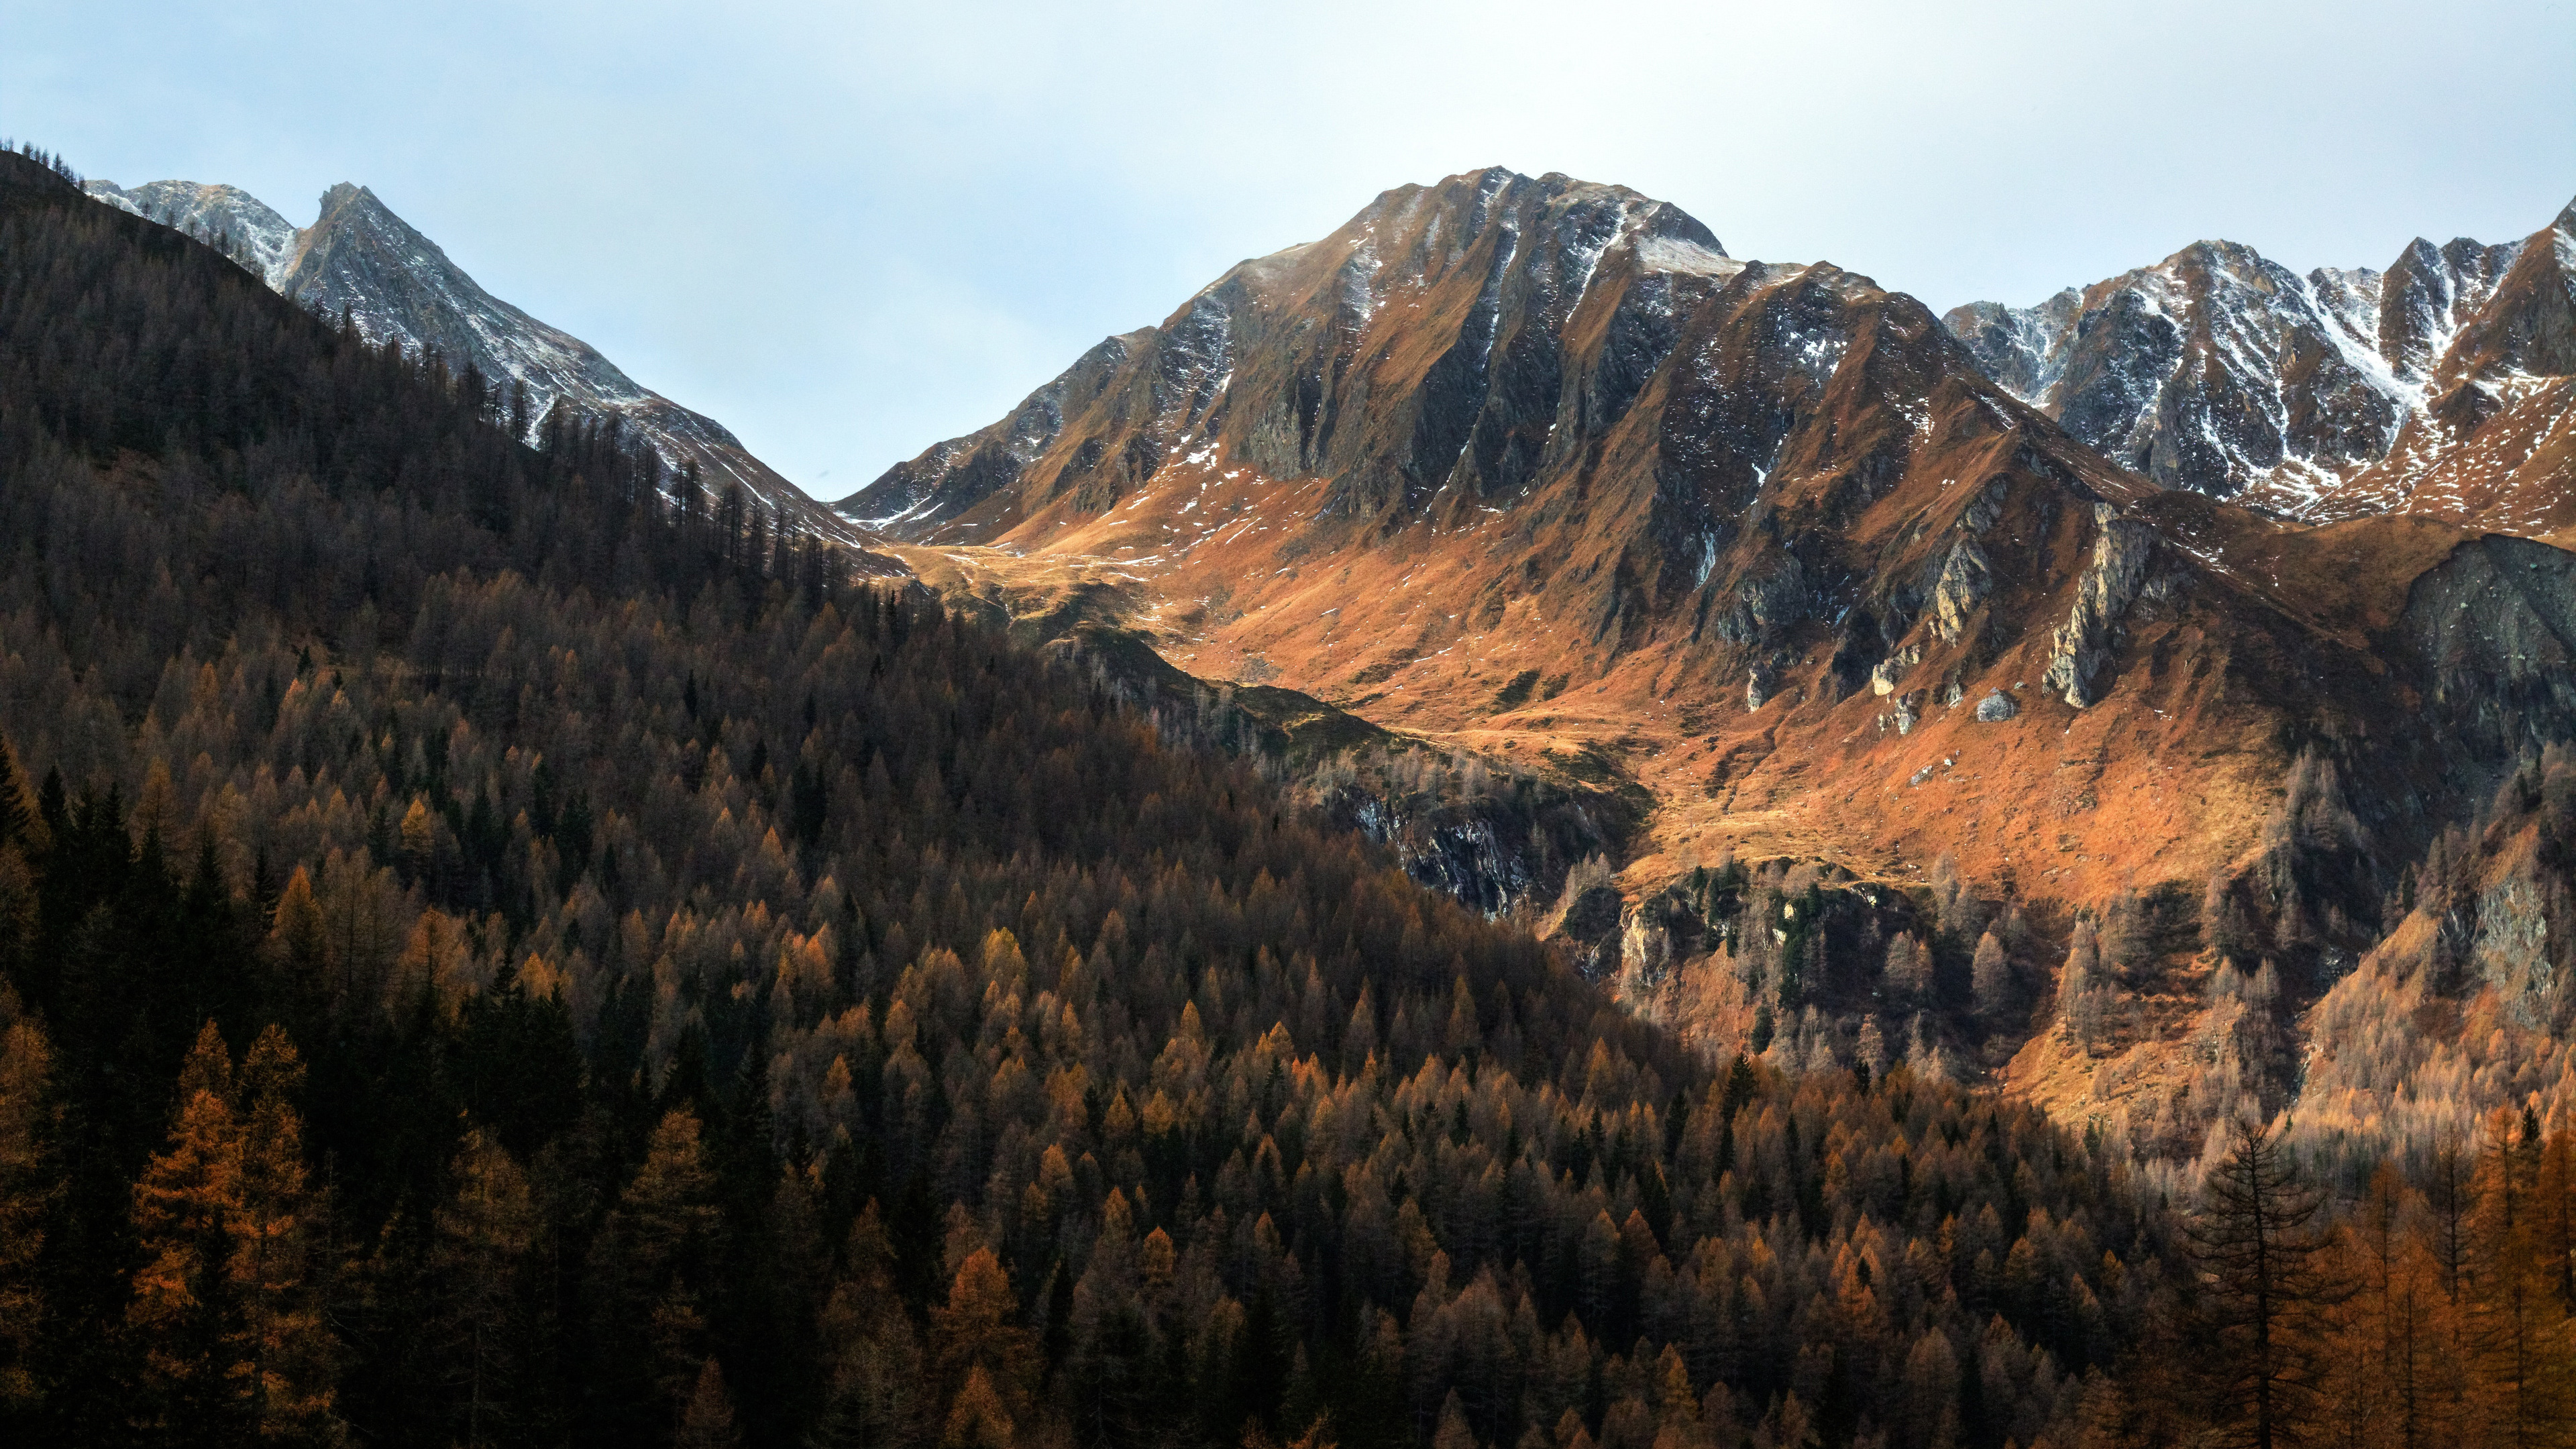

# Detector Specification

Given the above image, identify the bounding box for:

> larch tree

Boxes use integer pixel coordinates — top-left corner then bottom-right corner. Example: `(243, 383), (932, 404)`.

(129, 1022), (249, 1442)
(674, 1358), (743, 1449)
(591, 1106), (724, 1440)
(2464, 1110), (2576, 1448)
(811, 1203), (930, 1449)
(1970, 931), (2014, 1028)
(0, 1010), (57, 1418)
(2060, 918), (2105, 1051)
(932, 1247), (1039, 1425)
(229, 1025), (339, 1446)
(127, 1022), (341, 1445)
(2186, 1117), (2345, 1449)
(430, 1128), (541, 1448)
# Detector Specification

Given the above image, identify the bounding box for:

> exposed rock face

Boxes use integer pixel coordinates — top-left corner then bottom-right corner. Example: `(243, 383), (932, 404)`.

(849, 169), (1742, 536)
(2320, 201), (2576, 537)
(1976, 688), (2018, 722)
(85, 176), (866, 546)
(1947, 241), (2418, 508)
(1943, 289), (2080, 401)
(2041, 504), (2157, 707)
(1931, 537), (1994, 643)
(841, 164), (2575, 918)
(2379, 236), (2522, 380)
(849, 333), (1141, 531)
(1870, 643), (1921, 695)
(1620, 904), (1675, 987)
(1945, 197), (2576, 539)
(2400, 533), (2576, 747)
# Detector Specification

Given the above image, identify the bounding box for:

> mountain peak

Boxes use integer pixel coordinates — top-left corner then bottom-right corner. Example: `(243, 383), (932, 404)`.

(1939, 193), (2575, 538)
(1341, 167), (1726, 268)
(80, 169), (874, 549)
(846, 168), (1751, 535)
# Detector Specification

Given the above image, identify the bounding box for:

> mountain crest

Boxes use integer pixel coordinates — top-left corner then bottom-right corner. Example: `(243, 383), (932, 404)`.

(85, 172), (865, 543)
(1943, 193), (2574, 539)
(849, 167), (1745, 535)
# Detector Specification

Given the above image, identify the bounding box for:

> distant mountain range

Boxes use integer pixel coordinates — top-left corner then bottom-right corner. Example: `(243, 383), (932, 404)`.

(84, 175), (865, 543)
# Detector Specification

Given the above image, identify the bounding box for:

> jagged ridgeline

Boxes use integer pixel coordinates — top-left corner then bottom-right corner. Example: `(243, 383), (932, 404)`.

(0, 147), (2184, 1448)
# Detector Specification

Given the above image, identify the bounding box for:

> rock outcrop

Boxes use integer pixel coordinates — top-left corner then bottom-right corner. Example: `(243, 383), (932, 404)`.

(2041, 504), (2157, 707)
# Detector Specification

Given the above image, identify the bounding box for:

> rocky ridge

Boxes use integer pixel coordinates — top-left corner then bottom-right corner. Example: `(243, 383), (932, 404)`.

(1945, 196), (2576, 543)
(86, 176), (869, 546)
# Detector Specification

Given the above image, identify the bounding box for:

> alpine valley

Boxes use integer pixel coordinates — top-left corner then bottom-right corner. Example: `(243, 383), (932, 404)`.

(7, 133), (2576, 1449)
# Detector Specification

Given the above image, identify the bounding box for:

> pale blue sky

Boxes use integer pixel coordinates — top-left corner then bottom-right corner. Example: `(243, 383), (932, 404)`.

(11, 0), (2572, 499)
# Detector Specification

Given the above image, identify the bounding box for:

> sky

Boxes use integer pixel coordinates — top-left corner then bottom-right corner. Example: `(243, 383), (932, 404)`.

(11, 0), (2573, 500)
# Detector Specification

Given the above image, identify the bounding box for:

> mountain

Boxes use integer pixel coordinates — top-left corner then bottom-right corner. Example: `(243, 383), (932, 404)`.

(84, 174), (874, 546)
(1943, 197), (2576, 542)
(841, 168), (2576, 1159)
(0, 144), (2208, 1449)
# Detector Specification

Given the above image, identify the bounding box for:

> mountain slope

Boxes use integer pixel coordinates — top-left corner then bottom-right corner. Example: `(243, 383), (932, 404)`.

(85, 174), (872, 546)
(841, 168), (2576, 1151)
(1944, 197), (2575, 539)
